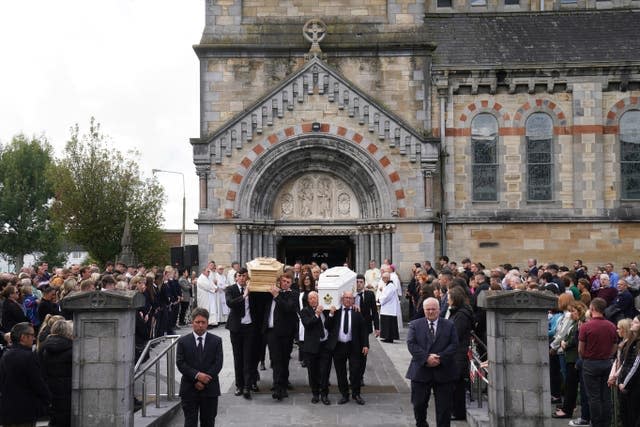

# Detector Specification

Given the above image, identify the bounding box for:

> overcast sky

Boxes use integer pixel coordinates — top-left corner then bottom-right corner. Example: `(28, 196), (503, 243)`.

(0, 0), (204, 231)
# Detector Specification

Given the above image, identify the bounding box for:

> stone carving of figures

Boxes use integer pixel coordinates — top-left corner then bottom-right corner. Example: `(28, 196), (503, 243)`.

(281, 193), (293, 218)
(297, 178), (314, 217)
(337, 192), (350, 215)
(317, 177), (332, 218)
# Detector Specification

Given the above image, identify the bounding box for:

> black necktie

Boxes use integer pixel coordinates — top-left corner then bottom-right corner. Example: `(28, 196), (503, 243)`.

(429, 321), (435, 336)
(343, 309), (350, 334)
(197, 336), (203, 353)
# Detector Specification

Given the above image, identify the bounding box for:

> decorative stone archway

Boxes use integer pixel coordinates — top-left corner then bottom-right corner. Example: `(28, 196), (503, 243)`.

(229, 134), (400, 272)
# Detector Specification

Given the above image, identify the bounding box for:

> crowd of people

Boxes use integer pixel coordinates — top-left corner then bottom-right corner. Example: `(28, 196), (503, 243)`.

(1, 256), (639, 427)
(403, 257), (640, 427)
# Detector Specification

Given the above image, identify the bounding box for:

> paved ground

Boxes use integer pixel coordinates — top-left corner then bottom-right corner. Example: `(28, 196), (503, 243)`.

(165, 324), (457, 427)
(164, 324), (583, 427)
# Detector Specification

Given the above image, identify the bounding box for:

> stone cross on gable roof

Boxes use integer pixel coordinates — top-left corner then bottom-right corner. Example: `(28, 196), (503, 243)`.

(303, 18), (327, 61)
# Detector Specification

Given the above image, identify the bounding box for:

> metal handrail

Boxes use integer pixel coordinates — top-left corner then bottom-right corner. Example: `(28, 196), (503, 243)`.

(134, 335), (180, 417)
(468, 332), (489, 408)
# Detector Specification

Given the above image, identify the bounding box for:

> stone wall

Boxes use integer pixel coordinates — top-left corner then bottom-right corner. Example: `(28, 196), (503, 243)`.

(432, 87), (640, 217)
(200, 56), (427, 220)
(445, 222), (640, 270)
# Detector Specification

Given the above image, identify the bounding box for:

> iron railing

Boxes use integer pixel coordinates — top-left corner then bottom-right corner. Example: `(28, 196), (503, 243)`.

(468, 331), (489, 408)
(134, 335), (180, 417)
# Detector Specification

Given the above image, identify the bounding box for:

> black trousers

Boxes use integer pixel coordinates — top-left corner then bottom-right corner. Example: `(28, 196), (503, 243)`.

(303, 341), (332, 396)
(333, 341), (362, 397)
(267, 330), (294, 393)
(561, 362), (578, 416)
(411, 380), (454, 427)
(452, 360), (469, 419)
(181, 394), (218, 427)
(230, 324), (254, 389)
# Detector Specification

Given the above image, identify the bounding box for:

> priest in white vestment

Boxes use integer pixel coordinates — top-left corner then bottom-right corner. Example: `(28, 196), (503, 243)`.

(214, 265), (229, 323)
(196, 267), (218, 326)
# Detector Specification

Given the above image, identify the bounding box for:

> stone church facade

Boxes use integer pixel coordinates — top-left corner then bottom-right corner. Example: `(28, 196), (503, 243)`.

(191, 0), (640, 276)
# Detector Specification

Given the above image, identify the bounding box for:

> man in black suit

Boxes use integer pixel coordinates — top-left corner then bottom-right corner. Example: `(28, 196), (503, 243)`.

(264, 272), (299, 401)
(225, 267), (255, 399)
(299, 291), (332, 405)
(406, 297), (458, 427)
(354, 274), (379, 386)
(176, 307), (223, 427)
(326, 290), (369, 405)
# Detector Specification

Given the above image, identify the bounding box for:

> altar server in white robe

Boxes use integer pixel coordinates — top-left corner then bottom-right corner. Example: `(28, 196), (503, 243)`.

(196, 267), (219, 327)
(214, 265), (229, 323)
(378, 271), (400, 343)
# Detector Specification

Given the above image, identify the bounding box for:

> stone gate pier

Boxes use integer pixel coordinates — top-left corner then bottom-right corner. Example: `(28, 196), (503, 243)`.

(61, 290), (144, 427)
(477, 290), (557, 427)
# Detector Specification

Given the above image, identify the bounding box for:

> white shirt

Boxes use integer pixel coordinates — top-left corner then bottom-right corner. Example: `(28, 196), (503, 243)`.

(427, 318), (438, 336)
(239, 284), (252, 324)
(192, 331), (207, 347)
(338, 308), (353, 343)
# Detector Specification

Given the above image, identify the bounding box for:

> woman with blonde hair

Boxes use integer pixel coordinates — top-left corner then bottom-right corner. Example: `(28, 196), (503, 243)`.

(37, 314), (66, 351)
(615, 315), (640, 427)
(553, 301), (587, 418)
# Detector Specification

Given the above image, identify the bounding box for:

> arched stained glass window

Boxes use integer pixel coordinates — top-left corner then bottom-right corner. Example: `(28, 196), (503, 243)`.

(526, 113), (553, 201)
(620, 110), (640, 200)
(471, 114), (498, 201)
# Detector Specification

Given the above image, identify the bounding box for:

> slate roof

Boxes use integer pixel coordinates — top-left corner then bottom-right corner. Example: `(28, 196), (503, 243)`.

(424, 9), (640, 68)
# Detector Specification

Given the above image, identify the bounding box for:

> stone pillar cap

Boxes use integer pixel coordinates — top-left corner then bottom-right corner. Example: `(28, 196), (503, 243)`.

(60, 290), (145, 311)
(476, 289), (557, 310)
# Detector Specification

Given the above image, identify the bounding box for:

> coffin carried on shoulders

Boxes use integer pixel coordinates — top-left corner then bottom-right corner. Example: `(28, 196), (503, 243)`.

(317, 266), (356, 308)
(246, 257), (283, 292)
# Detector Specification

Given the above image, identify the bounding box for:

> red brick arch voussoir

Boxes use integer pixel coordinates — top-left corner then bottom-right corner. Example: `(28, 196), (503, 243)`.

(223, 123), (407, 219)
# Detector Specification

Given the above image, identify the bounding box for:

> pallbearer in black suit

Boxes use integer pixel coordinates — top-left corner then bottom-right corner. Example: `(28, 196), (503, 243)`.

(176, 308), (223, 427)
(225, 268), (254, 399)
(406, 297), (458, 427)
(354, 274), (380, 386)
(299, 291), (332, 405)
(326, 291), (369, 405)
(264, 272), (299, 401)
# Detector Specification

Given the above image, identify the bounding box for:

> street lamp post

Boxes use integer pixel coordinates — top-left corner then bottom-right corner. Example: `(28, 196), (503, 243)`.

(152, 168), (186, 247)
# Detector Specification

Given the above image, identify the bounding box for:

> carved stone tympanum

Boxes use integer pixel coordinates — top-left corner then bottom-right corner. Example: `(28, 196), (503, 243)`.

(273, 173), (359, 220)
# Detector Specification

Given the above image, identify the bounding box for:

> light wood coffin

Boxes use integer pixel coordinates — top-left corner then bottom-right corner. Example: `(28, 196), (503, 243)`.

(246, 257), (284, 292)
(317, 266), (357, 309)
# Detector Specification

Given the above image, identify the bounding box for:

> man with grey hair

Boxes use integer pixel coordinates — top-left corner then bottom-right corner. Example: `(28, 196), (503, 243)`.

(0, 322), (51, 426)
(326, 291), (369, 405)
(406, 298), (458, 427)
(299, 291), (332, 405)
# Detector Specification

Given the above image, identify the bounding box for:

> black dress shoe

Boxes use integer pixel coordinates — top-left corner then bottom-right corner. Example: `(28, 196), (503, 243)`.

(353, 394), (365, 405)
(243, 388), (252, 400)
(234, 387), (243, 396)
(338, 395), (349, 405)
(451, 415), (466, 421)
(321, 395), (331, 405)
(251, 383), (259, 392)
(311, 395), (320, 404)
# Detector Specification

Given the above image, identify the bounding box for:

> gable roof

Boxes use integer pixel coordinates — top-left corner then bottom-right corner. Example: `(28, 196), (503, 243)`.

(425, 9), (640, 68)
(193, 57), (431, 166)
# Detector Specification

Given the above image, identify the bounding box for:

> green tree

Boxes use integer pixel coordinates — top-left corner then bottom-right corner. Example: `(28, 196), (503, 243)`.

(0, 134), (64, 268)
(51, 118), (169, 266)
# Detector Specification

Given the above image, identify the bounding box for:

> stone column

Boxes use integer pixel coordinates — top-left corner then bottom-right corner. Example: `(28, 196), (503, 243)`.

(60, 290), (145, 427)
(477, 290), (557, 427)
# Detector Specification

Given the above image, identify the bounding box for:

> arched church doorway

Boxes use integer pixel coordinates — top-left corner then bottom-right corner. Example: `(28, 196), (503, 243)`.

(277, 236), (354, 268)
